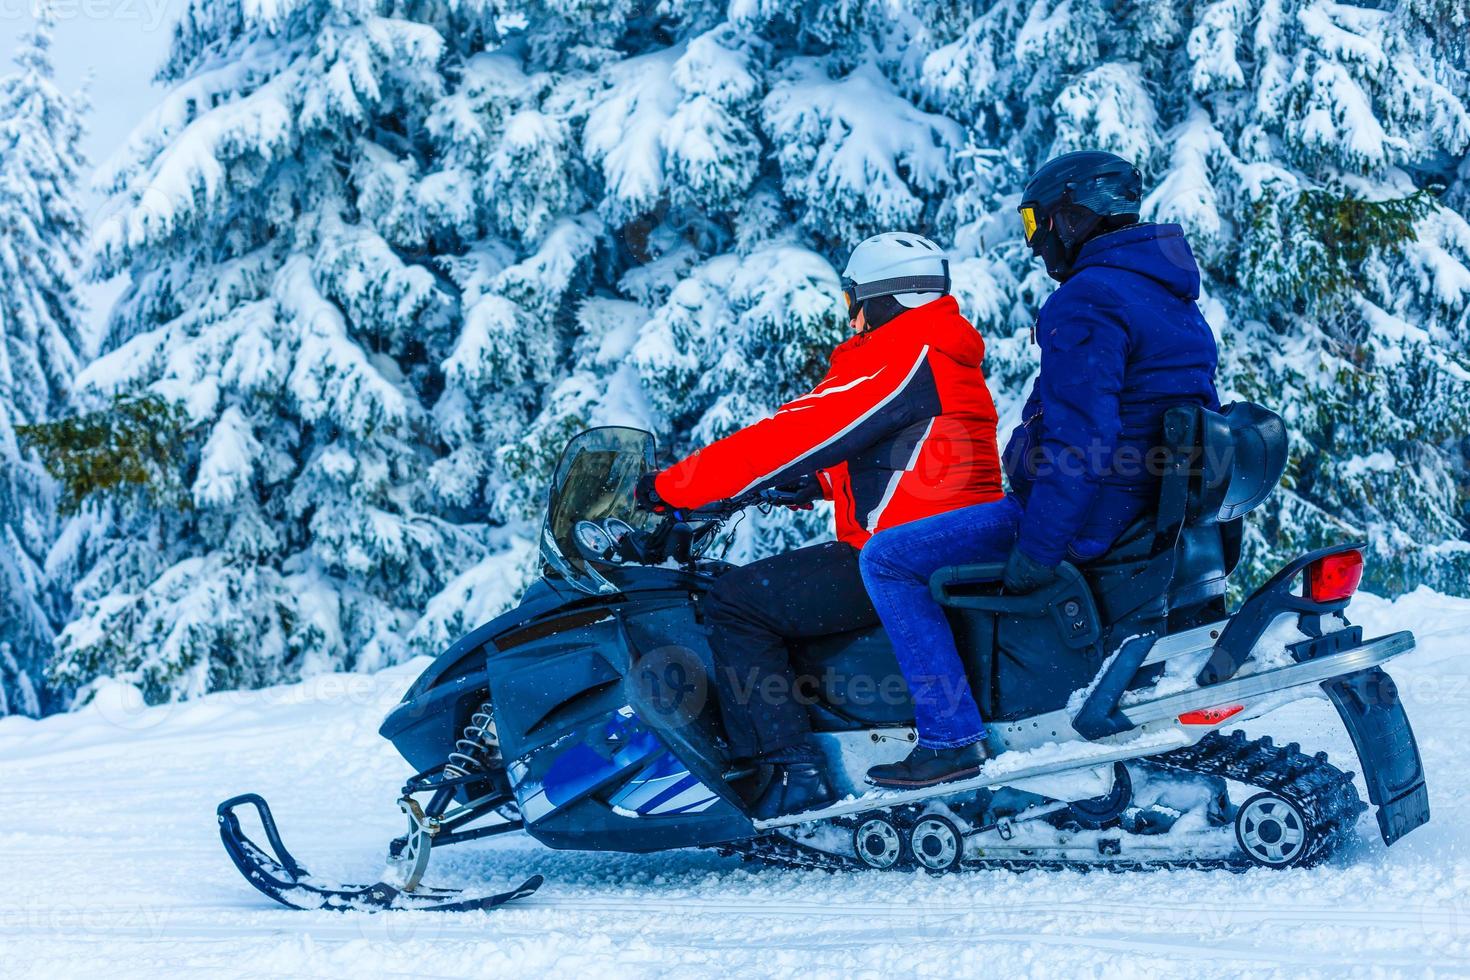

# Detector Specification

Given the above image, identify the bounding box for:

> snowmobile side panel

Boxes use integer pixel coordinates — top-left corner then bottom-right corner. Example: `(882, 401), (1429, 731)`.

(792, 626), (916, 729)
(930, 561), (1106, 720)
(507, 704), (753, 851)
(380, 670), (489, 776)
(485, 587), (754, 852)
(1313, 658), (1429, 846)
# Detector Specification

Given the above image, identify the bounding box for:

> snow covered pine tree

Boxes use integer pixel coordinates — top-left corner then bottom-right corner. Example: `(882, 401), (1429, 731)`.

(901, 0), (1470, 591)
(0, 7), (88, 717)
(58, 2), (495, 703)
(50, 0), (1470, 706)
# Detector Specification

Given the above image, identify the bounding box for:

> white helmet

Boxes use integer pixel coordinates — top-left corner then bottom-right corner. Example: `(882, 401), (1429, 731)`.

(841, 232), (951, 310)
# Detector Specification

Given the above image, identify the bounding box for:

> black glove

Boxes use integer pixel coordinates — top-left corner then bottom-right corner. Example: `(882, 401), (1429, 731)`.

(634, 472), (668, 513)
(772, 474), (824, 511)
(1002, 545), (1058, 594)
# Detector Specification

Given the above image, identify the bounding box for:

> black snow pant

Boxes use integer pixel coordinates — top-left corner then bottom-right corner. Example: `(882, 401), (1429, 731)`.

(705, 541), (880, 761)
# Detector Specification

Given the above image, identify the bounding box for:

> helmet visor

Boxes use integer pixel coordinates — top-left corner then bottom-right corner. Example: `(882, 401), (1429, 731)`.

(1019, 205), (1039, 244)
(840, 277), (860, 319)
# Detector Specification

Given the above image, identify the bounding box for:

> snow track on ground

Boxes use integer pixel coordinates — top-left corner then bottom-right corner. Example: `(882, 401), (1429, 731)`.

(2, 588), (1469, 977)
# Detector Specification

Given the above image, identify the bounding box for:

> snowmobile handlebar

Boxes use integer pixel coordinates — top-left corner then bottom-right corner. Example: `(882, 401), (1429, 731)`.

(619, 481), (818, 565)
(680, 481), (821, 519)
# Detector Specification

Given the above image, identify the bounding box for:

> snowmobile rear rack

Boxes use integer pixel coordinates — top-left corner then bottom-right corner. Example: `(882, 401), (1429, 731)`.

(217, 793), (542, 912)
(1196, 541), (1367, 686)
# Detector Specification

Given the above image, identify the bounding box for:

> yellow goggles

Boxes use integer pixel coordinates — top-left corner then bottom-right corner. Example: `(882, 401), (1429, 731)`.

(1020, 205), (1039, 243)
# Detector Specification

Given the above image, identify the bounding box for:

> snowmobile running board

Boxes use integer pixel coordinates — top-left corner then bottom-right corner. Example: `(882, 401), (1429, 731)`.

(217, 794), (543, 912)
(755, 629), (1416, 832)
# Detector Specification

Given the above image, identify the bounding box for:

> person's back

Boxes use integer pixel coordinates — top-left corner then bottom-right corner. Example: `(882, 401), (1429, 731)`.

(658, 292), (1001, 547)
(1004, 221), (1220, 562)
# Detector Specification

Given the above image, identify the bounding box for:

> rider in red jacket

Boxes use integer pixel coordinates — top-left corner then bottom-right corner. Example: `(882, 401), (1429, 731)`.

(638, 232), (1003, 818)
(654, 293), (1001, 549)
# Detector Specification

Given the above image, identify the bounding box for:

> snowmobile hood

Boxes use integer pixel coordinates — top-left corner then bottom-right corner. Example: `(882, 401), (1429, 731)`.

(1071, 223), (1202, 301)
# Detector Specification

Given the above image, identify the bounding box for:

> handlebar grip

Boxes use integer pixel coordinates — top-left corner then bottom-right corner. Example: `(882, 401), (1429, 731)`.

(929, 562), (1089, 615)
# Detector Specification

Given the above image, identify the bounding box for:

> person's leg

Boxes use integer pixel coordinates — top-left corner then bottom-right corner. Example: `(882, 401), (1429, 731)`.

(705, 541), (877, 762)
(859, 495), (1023, 748)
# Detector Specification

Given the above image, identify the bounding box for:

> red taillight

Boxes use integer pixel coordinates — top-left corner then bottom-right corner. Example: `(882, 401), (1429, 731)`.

(1307, 549), (1364, 603)
(1178, 704), (1244, 726)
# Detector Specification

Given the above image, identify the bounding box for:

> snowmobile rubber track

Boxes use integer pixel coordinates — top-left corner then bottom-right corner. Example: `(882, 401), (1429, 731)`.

(717, 826), (1253, 874)
(1147, 728), (1367, 867)
(720, 730), (1366, 873)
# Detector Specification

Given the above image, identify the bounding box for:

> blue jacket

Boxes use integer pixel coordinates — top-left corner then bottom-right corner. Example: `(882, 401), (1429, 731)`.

(1003, 223), (1220, 566)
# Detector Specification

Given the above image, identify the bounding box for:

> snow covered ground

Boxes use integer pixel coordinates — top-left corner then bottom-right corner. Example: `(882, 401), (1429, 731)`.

(2, 589), (1468, 978)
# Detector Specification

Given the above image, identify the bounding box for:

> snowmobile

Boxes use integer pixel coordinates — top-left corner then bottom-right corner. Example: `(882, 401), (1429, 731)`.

(218, 401), (1430, 912)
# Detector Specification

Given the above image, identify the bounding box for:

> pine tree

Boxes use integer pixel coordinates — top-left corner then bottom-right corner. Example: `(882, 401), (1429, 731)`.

(0, 8), (88, 717)
(53, 1), (501, 703)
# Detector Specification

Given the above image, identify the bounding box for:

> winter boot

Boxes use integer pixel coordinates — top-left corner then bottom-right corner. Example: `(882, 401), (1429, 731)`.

(865, 740), (993, 789)
(751, 762), (836, 820)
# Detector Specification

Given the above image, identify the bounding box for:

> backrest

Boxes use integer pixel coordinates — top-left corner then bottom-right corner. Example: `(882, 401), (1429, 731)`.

(1219, 402), (1288, 521)
(1158, 402), (1287, 528)
(1085, 401), (1287, 638)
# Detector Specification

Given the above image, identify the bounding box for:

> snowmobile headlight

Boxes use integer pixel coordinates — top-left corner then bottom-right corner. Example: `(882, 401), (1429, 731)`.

(1019, 205), (1039, 243)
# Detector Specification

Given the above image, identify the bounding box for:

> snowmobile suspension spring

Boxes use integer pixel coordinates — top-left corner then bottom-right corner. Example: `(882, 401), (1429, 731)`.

(445, 699), (500, 778)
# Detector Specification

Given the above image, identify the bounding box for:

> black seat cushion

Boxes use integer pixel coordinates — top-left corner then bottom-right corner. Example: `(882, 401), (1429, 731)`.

(791, 626), (915, 730)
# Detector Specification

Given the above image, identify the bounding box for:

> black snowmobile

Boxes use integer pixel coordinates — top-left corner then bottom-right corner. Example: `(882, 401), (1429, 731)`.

(218, 402), (1430, 911)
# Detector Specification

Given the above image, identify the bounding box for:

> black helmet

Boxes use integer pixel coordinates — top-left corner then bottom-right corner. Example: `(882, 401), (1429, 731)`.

(1018, 150), (1143, 281)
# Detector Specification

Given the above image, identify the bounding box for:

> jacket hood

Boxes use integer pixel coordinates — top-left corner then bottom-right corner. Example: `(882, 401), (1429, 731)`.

(837, 295), (983, 367)
(1072, 223), (1202, 301)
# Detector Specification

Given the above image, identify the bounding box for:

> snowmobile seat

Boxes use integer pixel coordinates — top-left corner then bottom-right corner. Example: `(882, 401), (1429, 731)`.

(931, 401), (1287, 722)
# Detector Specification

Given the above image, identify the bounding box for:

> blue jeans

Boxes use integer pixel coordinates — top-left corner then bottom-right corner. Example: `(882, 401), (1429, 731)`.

(859, 495), (1024, 748)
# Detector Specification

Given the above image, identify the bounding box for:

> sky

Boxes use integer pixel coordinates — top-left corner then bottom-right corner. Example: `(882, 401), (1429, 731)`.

(0, 0), (179, 189)
(0, 0), (183, 345)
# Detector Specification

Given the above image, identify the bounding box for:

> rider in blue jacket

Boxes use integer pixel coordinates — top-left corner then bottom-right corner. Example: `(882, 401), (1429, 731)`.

(862, 151), (1220, 788)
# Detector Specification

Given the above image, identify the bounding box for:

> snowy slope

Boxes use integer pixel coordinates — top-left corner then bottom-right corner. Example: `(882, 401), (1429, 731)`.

(1, 589), (1468, 977)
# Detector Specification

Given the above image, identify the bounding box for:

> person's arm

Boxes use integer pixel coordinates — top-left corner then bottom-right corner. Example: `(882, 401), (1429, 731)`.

(1013, 286), (1129, 567)
(1001, 378), (1043, 498)
(654, 344), (940, 510)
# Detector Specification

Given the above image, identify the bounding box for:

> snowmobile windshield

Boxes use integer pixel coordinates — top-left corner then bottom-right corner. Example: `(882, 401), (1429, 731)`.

(542, 426), (658, 595)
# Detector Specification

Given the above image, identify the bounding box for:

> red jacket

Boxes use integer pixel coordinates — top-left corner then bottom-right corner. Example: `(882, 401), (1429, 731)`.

(655, 296), (1004, 549)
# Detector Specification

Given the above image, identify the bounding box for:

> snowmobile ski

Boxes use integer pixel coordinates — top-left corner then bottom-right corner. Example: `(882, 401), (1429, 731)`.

(217, 793), (542, 912)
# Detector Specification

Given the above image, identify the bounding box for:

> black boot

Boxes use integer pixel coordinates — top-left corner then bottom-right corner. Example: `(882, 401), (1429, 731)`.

(865, 740), (993, 789)
(751, 762), (836, 820)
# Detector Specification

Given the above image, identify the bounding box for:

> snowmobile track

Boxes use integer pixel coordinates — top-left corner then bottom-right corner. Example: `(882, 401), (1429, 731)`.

(721, 730), (1365, 873)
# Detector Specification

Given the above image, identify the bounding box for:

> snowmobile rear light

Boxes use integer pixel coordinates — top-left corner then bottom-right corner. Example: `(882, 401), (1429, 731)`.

(1306, 549), (1363, 603)
(1177, 704), (1243, 726)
